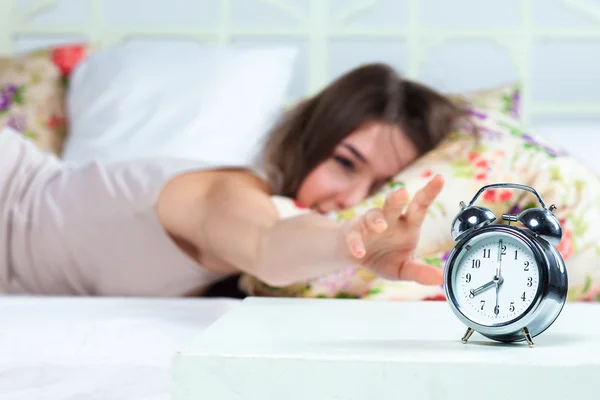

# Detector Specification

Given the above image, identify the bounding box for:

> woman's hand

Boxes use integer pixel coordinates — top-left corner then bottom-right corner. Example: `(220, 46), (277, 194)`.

(339, 175), (445, 285)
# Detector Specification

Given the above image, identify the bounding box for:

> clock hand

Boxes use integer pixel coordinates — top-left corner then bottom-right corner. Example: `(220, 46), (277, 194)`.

(495, 239), (503, 280)
(470, 275), (505, 297)
(494, 239), (503, 316)
(470, 280), (496, 297)
(494, 280), (500, 317)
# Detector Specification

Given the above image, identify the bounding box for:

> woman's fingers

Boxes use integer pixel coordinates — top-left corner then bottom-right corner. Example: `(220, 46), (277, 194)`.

(381, 175), (443, 225)
(363, 208), (387, 233)
(344, 174), (445, 271)
(345, 217), (366, 259)
(404, 175), (444, 226)
(345, 208), (388, 259)
(382, 187), (409, 221)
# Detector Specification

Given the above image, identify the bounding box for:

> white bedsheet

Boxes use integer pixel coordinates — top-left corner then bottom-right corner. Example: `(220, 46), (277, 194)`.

(0, 296), (242, 400)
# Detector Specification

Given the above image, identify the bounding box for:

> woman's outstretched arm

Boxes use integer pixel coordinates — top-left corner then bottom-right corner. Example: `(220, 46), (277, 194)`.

(193, 170), (350, 286)
(159, 170), (445, 287)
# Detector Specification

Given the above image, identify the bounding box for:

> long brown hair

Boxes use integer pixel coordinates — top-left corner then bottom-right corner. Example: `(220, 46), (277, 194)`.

(260, 63), (467, 197)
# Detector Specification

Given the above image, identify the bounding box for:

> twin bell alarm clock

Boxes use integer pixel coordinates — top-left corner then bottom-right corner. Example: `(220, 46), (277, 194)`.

(443, 183), (568, 347)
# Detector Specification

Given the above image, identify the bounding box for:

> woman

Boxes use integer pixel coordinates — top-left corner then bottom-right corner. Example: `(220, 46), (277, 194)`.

(0, 63), (464, 297)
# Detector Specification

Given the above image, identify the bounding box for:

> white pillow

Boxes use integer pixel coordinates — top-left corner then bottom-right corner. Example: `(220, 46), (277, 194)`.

(62, 42), (297, 167)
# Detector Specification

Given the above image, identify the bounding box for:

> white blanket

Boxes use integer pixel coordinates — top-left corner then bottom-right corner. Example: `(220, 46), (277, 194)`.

(0, 296), (241, 400)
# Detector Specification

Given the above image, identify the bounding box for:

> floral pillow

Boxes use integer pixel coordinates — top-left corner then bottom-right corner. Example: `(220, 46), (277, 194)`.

(448, 83), (521, 121)
(0, 43), (92, 155)
(239, 107), (600, 303)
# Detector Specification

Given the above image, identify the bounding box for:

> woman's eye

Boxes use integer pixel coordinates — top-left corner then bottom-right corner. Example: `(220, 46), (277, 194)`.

(334, 156), (355, 171)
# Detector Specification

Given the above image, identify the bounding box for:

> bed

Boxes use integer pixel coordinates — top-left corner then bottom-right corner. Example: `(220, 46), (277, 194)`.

(0, 296), (242, 400)
(2, 0), (600, 399)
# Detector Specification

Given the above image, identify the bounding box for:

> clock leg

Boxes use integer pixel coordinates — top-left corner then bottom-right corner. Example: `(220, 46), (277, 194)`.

(461, 327), (474, 344)
(522, 327), (535, 347)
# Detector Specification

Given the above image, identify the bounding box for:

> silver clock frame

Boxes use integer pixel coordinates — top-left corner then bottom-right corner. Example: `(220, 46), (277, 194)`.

(444, 183), (568, 347)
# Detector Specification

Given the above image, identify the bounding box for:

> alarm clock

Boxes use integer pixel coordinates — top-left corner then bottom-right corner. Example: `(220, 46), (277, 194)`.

(443, 183), (568, 347)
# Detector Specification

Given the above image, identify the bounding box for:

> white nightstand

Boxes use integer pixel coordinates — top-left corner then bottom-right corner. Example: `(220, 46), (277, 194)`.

(172, 297), (599, 400)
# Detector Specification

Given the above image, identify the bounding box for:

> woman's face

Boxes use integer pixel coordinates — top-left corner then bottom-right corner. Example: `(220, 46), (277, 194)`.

(296, 121), (418, 213)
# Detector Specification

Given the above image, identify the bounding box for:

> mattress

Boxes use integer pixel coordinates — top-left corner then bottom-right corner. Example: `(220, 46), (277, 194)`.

(0, 296), (241, 400)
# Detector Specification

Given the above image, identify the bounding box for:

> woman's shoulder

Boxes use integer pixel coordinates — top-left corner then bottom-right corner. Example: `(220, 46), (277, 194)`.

(159, 167), (271, 212)
(154, 166), (272, 277)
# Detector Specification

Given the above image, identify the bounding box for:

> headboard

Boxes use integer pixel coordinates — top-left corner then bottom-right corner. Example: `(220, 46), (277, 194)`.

(2, 0), (600, 130)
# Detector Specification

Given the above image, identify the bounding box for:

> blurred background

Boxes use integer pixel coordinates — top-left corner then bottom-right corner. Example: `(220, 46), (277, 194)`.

(1, 0), (600, 170)
(2, 3), (600, 398)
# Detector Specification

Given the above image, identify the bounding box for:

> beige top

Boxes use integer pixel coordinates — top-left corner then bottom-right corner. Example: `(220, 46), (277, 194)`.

(0, 129), (234, 296)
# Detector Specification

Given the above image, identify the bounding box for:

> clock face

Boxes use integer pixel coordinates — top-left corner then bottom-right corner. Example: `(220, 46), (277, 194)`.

(450, 232), (541, 326)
